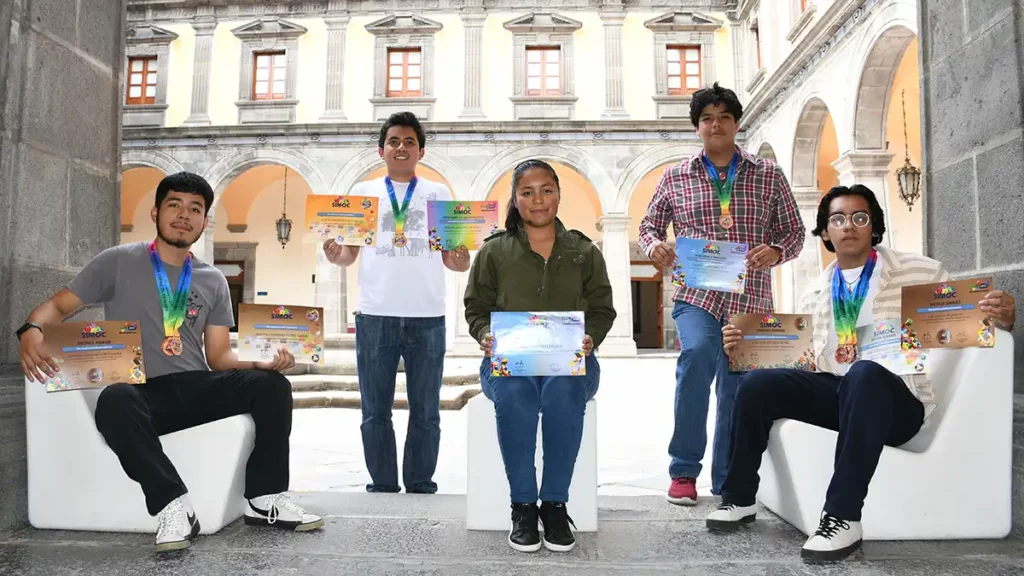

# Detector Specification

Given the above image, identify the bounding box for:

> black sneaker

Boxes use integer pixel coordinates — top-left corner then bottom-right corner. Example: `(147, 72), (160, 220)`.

(508, 503), (541, 553)
(539, 501), (576, 552)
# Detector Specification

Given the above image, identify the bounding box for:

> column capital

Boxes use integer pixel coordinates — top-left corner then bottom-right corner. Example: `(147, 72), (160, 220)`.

(327, 0), (349, 11)
(459, 8), (487, 26)
(831, 151), (894, 179)
(791, 186), (821, 210)
(191, 17), (217, 35)
(599, 8), (626, 24)
(598, 214), (632, 232)
(325, 12), (351, 29)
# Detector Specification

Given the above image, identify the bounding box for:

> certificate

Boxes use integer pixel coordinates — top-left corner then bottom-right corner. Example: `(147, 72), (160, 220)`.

(304, 195), (379, 246)
(236, 304), (326, 365)
(857, 319), (930, 375)
(41, 321), (146, 392)
(490, 311), (586, 377)
(672, 238), (749, 294)
(900, 277), (995, 350)
(728, 314), (815, 372)
(427, 201), (501, 251)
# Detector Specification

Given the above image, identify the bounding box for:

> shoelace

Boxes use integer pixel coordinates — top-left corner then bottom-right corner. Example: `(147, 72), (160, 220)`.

(814, 514), (850, 540)
(259, 494), (309, 525)
(715, 502), (736, 512)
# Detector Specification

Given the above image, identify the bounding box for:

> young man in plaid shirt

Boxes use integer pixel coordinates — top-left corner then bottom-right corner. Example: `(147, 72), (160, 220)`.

(638, 83), (806, 505)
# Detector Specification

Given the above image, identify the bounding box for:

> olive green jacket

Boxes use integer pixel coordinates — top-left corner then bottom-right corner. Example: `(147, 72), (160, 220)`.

(463, 219), (617, 348)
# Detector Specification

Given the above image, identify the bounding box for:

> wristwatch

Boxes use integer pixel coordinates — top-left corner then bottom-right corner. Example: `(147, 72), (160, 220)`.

(15, 322), (42, 340)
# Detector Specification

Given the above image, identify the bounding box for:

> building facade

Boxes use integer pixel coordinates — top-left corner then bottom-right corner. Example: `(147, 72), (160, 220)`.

(119, 0), (924, 356)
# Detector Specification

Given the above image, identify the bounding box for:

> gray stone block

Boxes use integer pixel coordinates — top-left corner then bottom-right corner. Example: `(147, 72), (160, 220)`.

(76, 0), (123, 65)
(992, 268), (1024, 389)
(28, 0), (76, 47)
(925, 157), (976, 273)
(924, 16), (1022, 165)
(68, 165), (118, 268)
(21, 32), (117, 168)
(920, 0), (965, 65)
(0, 456), (27, 532)
(2, 263), (78, 364)
(977, 137), (1024, 267)
(967, 0), (1015, 39)
(11, 146), (68, 265)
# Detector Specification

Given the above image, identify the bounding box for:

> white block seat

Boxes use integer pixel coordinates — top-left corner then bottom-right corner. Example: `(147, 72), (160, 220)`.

(26, 378), (255, 534)
(466, 393), (598, 532)
(757, 330), (1015, 540)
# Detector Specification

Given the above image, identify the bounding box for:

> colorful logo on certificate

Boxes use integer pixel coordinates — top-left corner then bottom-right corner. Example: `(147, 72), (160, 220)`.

(271, 306), (294, 320)
(452, 202), (473, 215)
(306, 309), (320, 322)
(332, 196), (350, 208)
(934, 284), (956, 299)
(970, 279), (991, 292)
(118, 321), (138, 334)
(82, 323), (106, 338)
(795, 317), (807, 330)
(527, 314), (548, 326)
(760, 315), (782, 329)
(702, 243), (721, 255)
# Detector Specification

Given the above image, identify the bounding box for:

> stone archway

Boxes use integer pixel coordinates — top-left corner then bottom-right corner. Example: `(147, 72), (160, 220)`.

(612, 143), (697, 213)
(120, 166), (166, 245)
(756, 141), (777, 161)
(121, 149), (186, 175)
(329, 146), (469, 198)
(204, 148), (328, 211)
(791, 97), (831, 189)
(852, 24), (916, 151)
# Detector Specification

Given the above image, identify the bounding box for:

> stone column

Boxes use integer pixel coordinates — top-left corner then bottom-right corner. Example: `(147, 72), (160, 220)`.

(831, 151), (893, 248)
(193, 208), (215, 264)
(729, 18), (746, 97)
(315, 251), (346, 335)
(184, 17), (217, 126)
(0, 0), (124, 531)
(783, 186), (822, 312)
(458, 9), (487, 119)
(596, 215), (637, 357)
(599, 9), (628, 119)
(319, 12), (350, 122)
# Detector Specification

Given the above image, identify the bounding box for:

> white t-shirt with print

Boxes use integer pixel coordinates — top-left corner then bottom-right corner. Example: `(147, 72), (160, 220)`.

(354, 176), (453, 317)
(823, 263), (882, 376)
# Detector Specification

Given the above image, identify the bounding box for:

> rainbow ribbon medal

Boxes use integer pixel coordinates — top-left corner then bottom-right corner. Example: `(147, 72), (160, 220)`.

(701, 152), (740, 229)
(147, 241), (193, 356)
(385, 175), (418, 248)
(830, 249), (878, 364)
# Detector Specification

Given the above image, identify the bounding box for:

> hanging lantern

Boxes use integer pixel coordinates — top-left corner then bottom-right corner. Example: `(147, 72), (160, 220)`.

(894, 89), (921, 211)
(275, 167), (292, 248)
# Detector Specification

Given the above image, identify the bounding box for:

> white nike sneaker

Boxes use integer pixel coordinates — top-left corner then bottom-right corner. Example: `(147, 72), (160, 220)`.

(705, 501), (758, 531)
(801, 511), (863, 562)
(155, 496), (200, 553)
(244, 493), (324, 531)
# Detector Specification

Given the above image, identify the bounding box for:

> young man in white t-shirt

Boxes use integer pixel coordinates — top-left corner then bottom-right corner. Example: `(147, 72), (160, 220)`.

(704, 185), (1016, 562)
(324, 112), (471, 493)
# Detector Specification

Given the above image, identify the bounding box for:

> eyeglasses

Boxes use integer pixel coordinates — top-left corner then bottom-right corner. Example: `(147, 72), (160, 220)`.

(827, 211), (870, 229)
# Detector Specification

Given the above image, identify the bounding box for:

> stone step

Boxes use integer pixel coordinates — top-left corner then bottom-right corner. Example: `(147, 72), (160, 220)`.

(287, 372), (479, 393)
(292, 384), (482, 411)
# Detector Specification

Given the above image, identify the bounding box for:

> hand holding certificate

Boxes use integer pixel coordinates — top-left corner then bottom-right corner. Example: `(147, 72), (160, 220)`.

(490, 311), (586, 377)
(727, 314), (815, 372)
(427, 201), (500, 251)
(305, 195), (379, 246)
(237, 304), (326, 365)
(672, 238), (749, 294)
(41, 321), (147, 392)
(900, 277), (995, 350)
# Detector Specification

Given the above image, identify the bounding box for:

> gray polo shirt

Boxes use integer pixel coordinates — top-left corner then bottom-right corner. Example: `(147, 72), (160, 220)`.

(67, 242), (234, 378)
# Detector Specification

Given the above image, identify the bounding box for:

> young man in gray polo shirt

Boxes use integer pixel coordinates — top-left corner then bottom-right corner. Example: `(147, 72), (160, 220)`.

(16, 172), (323, 553)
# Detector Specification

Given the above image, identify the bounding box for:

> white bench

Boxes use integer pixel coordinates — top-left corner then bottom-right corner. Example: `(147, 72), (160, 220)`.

(757, 330), (1015, 540)
(466, 393), (598, 532)
(26, 378), (255, 534)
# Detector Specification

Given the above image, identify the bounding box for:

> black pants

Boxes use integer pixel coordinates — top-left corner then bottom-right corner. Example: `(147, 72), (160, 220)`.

(94, 369), (293, 516)
(721, 360), (924, 521)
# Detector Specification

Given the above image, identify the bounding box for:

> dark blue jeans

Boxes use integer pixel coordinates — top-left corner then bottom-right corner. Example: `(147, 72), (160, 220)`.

(669, 301), (739, 494)
(480, 354), (600, 504)
(355, 314), (446, 493)
(721, 361), (924, 520)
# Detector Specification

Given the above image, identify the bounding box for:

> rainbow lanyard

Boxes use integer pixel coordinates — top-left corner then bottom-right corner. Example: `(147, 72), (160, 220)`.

(385, 176), (418, 238)
(147, 241), (193, 340)
(701, 153), (740, 220)
(830, 249), (878, 349)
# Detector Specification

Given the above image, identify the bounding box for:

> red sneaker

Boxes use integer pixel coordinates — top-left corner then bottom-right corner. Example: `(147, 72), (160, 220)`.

(667, 477), (697, 506)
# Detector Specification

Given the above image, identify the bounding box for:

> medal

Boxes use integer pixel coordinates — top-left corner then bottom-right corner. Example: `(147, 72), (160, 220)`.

(147, 241), (193, 357)
(830, 250), (878, 365)
(385, 175), (417, 248)
(702, 152), (740, 231)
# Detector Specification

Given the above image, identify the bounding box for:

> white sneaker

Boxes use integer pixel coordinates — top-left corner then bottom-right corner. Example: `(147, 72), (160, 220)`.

(155, 496), (200, 553)
(801, 511), (863, 562)
(244, 493), (324, 531)
(705, 501), (757, 531)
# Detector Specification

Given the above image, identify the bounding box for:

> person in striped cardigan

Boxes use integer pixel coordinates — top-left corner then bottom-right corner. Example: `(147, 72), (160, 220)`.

(704, 184), (1016, 562)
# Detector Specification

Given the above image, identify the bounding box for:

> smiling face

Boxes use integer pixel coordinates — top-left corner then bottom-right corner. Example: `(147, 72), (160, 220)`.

(378, 125), (424, 178)
(821, 194), (873, 259)
(696, 103), (739, 152)
(513, 166), (560, 229)
(151, 190), (207, 248)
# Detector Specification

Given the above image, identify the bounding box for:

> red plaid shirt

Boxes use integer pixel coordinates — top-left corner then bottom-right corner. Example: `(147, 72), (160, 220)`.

(638, 145), (805, 320)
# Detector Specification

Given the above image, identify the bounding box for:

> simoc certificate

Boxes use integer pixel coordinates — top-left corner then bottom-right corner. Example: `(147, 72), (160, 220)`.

(42, 321), (146, 392)
(237, 304), (326, 365)
(901, 277), (995, 350)
(305, 195), (379, 246)
(671, 238), (749, 294)
(727, 314), (815, 372)
(857, 318), (930, 375)
(490, 311), (586, 377)
(427, 201), (501, 251)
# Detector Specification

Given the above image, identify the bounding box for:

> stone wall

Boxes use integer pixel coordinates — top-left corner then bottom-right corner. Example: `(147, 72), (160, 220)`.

(0, 0), (125, 531)
(917, 0), (1024, 533)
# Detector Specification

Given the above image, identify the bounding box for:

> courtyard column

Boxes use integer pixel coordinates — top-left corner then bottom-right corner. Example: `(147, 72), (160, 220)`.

(194, 209), (215, 264)
(599, 8), (628, 119)
(315, 250), (346, 335)
(458, 8), (487, 119)
(831, 151), (894, 247)
(184, 16), (217, 126)
(781, 186), (823, 312)
(320, 10), (350, 122)
(597, 214), (638, 357)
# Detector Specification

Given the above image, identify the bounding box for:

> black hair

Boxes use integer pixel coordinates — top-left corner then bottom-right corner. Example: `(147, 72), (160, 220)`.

(812, 184), (887, 253)
(377, 111), (426, 150)
(505, 159), (560, 233)
(689, 82), (743, 128)
(154, 172), (214, 215)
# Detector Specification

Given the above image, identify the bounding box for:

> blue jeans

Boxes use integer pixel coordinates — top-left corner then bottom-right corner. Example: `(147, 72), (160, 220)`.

(669, 301), (739, 494)
(355, 314), (446, 493)
(479, 354), (600, 504)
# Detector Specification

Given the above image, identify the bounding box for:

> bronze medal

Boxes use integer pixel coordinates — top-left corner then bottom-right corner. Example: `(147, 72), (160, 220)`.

(393, 234), (407, 248)
(720, 214), (734, 229)
(161, 335), (183, 356)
